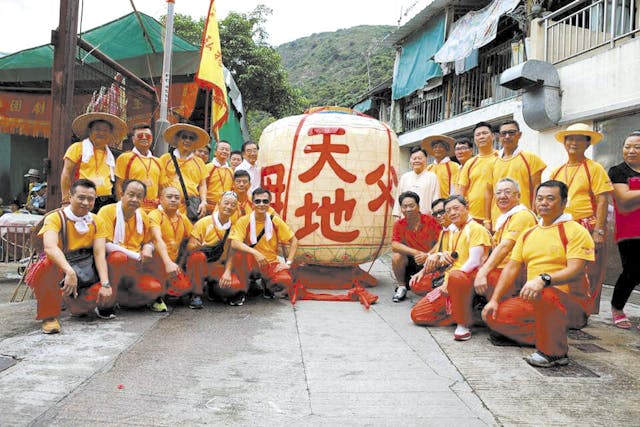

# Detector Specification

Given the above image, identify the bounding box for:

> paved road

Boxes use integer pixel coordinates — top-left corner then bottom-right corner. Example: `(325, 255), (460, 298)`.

(1, 257), (640, 426)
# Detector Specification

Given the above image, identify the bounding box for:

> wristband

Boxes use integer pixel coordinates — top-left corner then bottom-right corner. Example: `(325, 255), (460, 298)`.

(101, 282), (111, 288)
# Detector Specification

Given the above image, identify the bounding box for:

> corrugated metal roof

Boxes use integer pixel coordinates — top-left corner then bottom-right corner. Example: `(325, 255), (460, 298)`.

(387, 0), (450, 46)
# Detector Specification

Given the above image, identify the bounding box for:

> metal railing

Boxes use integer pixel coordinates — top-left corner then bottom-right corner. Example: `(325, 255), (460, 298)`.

(402, 40), (518, 133)
(543, 0), (639, 64)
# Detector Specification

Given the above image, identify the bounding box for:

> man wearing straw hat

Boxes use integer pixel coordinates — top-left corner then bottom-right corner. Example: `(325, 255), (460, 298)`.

(159, 123), (209, 220)
(61, 110), (127, 213)
(549, 123), (613, 316)
(424, 135), (460, 199)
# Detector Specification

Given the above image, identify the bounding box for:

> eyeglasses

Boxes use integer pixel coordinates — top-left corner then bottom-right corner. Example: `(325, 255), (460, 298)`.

(253, 199), (270, 205)
(135, 133), (152, 140)
(455, 146), (471, 151)
(499, 130), (518, 137)
(432, 210), (446, 217)
(179, 133), (197, 141)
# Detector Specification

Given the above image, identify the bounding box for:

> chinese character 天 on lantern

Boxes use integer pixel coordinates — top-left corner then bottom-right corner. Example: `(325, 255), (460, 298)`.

(259, 107), (399, 266)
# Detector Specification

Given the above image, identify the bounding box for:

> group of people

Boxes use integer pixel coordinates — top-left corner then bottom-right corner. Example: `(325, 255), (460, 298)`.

(391, 120), (640, 368)
(28, 110), (297, 335)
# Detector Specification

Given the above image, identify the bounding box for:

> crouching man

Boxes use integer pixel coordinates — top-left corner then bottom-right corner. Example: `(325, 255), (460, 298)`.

(147, 186), (194, 311)
(187, 191), (245, 306)
(29, 179), (114, 333)
(230, 187), (298, 298)
(482, 180), (595, 367)
(98, 179), (163, 311)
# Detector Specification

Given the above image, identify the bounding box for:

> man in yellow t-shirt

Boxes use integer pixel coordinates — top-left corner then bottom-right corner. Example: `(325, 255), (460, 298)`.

(485, 120), (546, 228)
(29, 179), (113, 334)
(159, 123), (209, 220)
(147, 186), (193, 311)
(231, 169), (253, 220)
(98, 180), (162, 308)
(411, 195), (492, 342)
(204, 140), (234, 213)
(230, 187), (298, 298)
(457, 122), (498, 223)
(423, 135), (460, 199)
(115, 123), (162, 212)
(186, 191), (246, 306)
(61, 112), (128, 212)
(483, 180), (595, 368)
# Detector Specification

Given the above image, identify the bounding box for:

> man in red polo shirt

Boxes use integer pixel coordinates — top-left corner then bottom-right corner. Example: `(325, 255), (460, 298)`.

(391, 191), (440, 302)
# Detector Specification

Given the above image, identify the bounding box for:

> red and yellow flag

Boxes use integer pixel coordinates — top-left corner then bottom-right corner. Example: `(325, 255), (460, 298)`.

(195, 0), (228, 138)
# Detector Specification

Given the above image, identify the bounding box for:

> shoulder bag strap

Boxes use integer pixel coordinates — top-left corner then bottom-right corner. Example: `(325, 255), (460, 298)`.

(169, 148), (190, 201)
(517, 152), (534, 205)
(582, 162), (597, 212)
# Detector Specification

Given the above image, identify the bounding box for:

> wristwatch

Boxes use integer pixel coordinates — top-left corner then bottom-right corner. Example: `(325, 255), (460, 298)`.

(594, 229), (605, 235)
(101, 282), (111, 288)
(539, 273), (552, 287)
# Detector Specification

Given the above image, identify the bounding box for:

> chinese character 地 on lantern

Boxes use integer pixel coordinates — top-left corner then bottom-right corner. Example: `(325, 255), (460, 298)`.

(259, 107), (399, 267)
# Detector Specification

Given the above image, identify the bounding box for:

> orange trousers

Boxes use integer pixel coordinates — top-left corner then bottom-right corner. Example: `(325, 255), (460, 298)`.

(30, 257), (118, 319)
(186, 251), (244, 299)
(485, 287), (588, 357)
(107, 251), (163, 307)
(145, 254), (193, 297)
(235, 253), (294, 293)
(411, 269), (480, 326)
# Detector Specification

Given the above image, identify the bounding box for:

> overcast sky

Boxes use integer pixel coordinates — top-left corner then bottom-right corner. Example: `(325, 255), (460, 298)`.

(0, 0), (406, 54)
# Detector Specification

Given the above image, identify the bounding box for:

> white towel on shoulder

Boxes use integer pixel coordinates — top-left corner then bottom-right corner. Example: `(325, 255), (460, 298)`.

(81, 138), (115, 181)
(63, 206), (93, 234)
(249, 211), (272, 245)
(114, 201), (143, 245)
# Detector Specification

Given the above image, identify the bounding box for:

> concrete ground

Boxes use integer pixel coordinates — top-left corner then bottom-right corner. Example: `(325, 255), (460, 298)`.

(1, 256), (640, 426)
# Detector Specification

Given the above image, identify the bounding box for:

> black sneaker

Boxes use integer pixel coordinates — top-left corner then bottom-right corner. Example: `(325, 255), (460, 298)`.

(189, 295), (203, 309)
(228, 292), (246, 306)
(94, 307), (116, 319)
(488, 331), (520, 347)
(263, 288), (275, 299)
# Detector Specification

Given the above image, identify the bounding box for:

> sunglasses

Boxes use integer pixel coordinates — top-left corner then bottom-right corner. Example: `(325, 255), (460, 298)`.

(499, 130), (518, 137)
(135, 133), (152, 140)
(253, 199), (270, 205)
(179, 134), (197, 141)
(432, 210), (446, 217)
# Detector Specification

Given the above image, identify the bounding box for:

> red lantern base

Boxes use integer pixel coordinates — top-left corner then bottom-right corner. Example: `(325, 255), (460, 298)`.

(292, 265), (378, 290)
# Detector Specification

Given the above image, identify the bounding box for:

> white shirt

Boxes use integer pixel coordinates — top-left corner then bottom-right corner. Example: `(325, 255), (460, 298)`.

(392, 169), (440, 217)
(235, 159), (261, 195)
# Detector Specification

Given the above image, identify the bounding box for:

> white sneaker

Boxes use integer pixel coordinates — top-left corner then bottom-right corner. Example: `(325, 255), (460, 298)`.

(393, 286), (407, 302)
(454, 325), (471, 341)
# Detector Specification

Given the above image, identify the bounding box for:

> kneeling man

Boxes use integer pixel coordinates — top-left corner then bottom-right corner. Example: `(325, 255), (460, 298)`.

(29, 179), (114, 333)
(187, 191), (246, 306)
(483, 180), (595, 367)
(230, 187), (298, 297)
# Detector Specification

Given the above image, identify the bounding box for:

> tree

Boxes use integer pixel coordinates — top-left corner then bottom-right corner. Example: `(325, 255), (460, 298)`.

(168, 5), (303, 139)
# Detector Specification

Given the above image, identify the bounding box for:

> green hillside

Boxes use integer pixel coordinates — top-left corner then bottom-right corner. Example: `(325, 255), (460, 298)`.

(277, 25), (396, 108)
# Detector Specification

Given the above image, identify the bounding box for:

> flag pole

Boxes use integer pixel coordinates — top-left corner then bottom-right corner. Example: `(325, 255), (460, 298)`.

(154, 0), (175, 155)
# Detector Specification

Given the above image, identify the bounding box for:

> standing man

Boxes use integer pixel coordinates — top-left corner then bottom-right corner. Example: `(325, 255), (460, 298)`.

(115, 123), (162, 212)
(187, 191), (246, 306)
(230, 187), (298, 298)
(608, 131), (640, 329)
(160, 123), (209, 219)
(482, 180), (595, 367)
(424, 135), (460, 198)
(231, 169), (253, 219)
(194, 145), (211, 163)
(28, 179), (114, 333)
(235, 141), (261, 195)
(99, 180), (162, 310)
(457, 122), (498, 225)
(391, 191), (440, 302)
(485, 120), (546, 229)
(392, 147), (440, 217)
(411, 195), (492, 341)
(147, 186), (194, 311)
(61, 111), (127, 212)
(205, 140), (234, 213)
(453, 138), (474, 167)
(550, 123), (613, 313)
(230, 150), (243, 170)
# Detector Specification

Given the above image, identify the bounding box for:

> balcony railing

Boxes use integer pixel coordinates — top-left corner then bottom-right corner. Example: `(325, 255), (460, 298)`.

(402, 40), (518, 133)
(543, 0), (639, 64)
